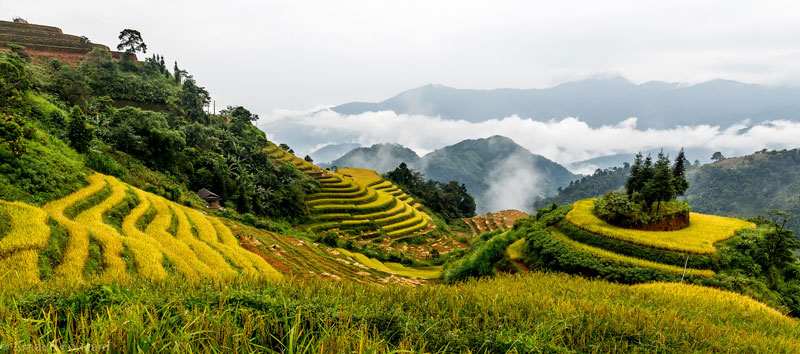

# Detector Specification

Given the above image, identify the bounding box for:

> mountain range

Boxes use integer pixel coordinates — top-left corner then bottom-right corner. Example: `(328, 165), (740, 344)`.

(332, 76), (800, 129)
(326, 136), (577, 213)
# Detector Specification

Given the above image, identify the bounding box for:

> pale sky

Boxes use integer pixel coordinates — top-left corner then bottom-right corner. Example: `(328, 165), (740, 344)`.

(5, 0), (800, 117)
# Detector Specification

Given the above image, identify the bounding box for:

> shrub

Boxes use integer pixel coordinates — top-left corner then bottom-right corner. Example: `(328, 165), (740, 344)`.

(85, 150), (127, 177)
(593, 191), (691, 228)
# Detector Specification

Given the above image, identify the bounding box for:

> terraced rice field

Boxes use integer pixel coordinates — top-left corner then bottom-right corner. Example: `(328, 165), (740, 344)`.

(567, 199), (755, 254)
(224, 220), (439, 283)
(265, 144), (445, 259)
(549, 228), (716, 277)
(463, 210), (529, 237)
(510, 200), (751, 278)
(1, 173), (282, 285)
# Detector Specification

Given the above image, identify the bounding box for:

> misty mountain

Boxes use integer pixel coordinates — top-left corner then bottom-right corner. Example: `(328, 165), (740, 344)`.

(309, 143), (361, 164)
(329, 136), (578, 213)
(326, 143), (421, 172)
(534, 148), (800, 232)
(332, 76), (800, 129)
(567, 147), (720, 175)
(422, 136), (578, 213)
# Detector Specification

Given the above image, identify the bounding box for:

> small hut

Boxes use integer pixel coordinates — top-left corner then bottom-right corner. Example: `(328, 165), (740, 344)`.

(196, 188), (222, 210)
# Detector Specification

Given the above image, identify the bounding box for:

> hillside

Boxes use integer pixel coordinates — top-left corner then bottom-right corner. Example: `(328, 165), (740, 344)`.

(3, 21), (800, 353)
(0, 19), (133, 64)
(535, 149), (800, 232)
(332, 76), (800, 129)
(329, 136), (578, 213)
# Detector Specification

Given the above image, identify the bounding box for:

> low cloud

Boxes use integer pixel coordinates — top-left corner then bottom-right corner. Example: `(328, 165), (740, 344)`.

(483, 151), (544, 213)
(258, 108), (800, 172)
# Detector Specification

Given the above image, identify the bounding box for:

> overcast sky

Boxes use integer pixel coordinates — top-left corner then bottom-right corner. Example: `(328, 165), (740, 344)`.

(5, 0), (800, 116)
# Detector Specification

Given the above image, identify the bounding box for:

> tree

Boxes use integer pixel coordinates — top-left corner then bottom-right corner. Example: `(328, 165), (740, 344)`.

(672, 148), (690, 196)
(711, 151), (726, 162)
(304, 155), (313, 163)
(279, 143), (294, 154)
(641, 151), (674, 212)
(759, 211), (800, 273)
(67, 106), (93, 153)
(625, 152), (643, 197)
(117, 29), (147, 54)
(0, 113), (24, 157)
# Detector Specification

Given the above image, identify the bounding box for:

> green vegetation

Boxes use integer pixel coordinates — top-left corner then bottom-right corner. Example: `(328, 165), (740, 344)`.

(535, 164), (630, 209)
(2, 272), (798, 353)
(384, 162), (475, 222)
(594, 191), (691, 228)
(0, 46), (318, 222)
(3, 22), (800, 352)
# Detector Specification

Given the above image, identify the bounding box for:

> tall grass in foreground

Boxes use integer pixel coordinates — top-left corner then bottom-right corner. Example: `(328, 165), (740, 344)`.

(2, 272), (796, 353)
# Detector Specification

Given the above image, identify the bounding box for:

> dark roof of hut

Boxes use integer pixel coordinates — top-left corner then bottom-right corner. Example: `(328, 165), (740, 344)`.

(196, 188), (220, 201)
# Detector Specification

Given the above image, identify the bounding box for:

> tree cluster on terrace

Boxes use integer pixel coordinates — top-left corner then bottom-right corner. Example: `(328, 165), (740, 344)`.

(624, 149), (690, 212)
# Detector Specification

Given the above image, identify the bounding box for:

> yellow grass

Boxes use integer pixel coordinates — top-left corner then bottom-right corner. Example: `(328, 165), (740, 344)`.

(506, 238), (526, 260)
(0, 201), (50, 287)
(337, 248), (442, 279)
(549, 228), (716, 277)
(0, 250), (41, 289)
(351, 201), (404, 220)
(73, 176), (130, 280)
(0, 201), (50, 256)
(371, 181), (393, 189)
(337, 168), (383, 186)
(381, 208), (423, 231)
(307, 188), (377, 206)
(143, 194), (209, 279)
(171, 205), (236, 279)
(386, 217), (428, 237)
(43, 173), (107, 280)
(206, 215), (282, 280)
(124, 189), (204, 279)
(633, 282), (794, 321)
(567, 199), (755, 254)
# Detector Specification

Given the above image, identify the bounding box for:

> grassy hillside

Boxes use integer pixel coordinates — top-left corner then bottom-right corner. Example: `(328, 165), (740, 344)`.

(3, 272), (798, 353)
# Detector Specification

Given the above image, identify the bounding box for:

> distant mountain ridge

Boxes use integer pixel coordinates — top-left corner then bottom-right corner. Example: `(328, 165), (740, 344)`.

(332, 76), (800, 129)
(329, 136), (578, 213)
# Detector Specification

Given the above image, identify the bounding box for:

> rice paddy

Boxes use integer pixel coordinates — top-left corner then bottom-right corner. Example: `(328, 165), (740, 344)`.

(463, 210), (528, 237)
(265, 143), (445, 260)
(567, 199), (755, 254)
(0, 173), (283, 284)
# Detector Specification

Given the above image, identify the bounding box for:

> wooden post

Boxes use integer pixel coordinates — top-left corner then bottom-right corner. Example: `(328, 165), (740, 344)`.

(681, 254), (689, 283)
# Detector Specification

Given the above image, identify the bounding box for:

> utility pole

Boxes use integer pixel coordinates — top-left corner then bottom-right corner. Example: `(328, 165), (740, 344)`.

(680, 255), (689, 283)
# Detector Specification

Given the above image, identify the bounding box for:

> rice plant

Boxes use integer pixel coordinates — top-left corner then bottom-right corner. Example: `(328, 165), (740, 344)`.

(42, 173), (107, 280)
(566, 199), (755, 254)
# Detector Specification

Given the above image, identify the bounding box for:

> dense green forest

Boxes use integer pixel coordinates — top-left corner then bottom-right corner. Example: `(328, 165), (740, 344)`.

(384, 162), (476, 222)
(0, 47), (318, 221)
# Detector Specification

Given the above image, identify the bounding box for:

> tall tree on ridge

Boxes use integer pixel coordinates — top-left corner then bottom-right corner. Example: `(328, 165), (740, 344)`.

(672, 148), (690, 197)
(117, 29), (147, 54)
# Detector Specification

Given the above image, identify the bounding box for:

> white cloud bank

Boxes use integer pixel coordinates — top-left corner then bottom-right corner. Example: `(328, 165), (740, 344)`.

(259, 109), (800, 171)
